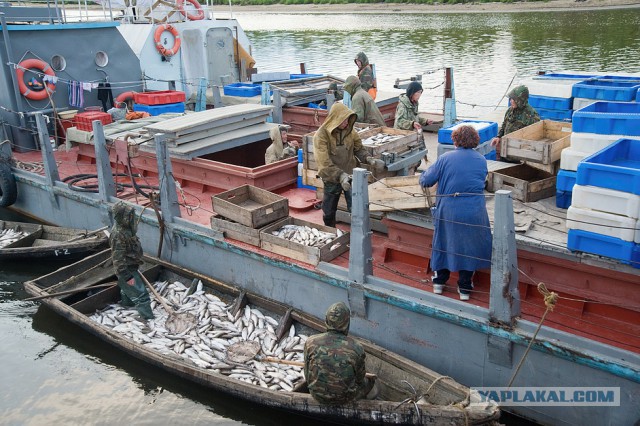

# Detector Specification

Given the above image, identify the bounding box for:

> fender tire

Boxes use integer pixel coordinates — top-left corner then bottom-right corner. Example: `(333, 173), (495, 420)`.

(0, 160), (17, 207)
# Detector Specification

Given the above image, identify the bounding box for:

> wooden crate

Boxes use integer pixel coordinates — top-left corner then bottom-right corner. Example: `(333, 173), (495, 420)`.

(210, 214), (287, 246)
(487, 164), (557, 202)
(501, 120), (572, 165)
(260, 217), (350, 265)
(211, 185), (288, 228)
(358, 126), (418, 157)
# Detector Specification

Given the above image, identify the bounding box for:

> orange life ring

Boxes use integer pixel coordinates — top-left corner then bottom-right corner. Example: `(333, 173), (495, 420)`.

(154, 24), (181, 57)
(115, 91), (135, 107)
(177, 0), (204, 21)
(16, 59), (56, 101)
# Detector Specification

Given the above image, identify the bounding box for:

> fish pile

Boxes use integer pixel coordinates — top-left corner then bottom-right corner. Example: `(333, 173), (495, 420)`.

(0, 228), (27, 248)
(362, 132), (402, 146)
(270, 224), (344, 248)
(89, 280), (307, 392)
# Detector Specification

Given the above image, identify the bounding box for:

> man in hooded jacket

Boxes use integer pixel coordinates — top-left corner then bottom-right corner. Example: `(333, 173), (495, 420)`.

(394, 81), (431, 131)
(343, 75), (385, 127)
(491, 85), (540, 159)
(354, 52), (377, 100)
(265, 125), (297, 164)
(313, 103), (385, 227)
(304, 302), (374, 404)
(109, 202), (154, 320)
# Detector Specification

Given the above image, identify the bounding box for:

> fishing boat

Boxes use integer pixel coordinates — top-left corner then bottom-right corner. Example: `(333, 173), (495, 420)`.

(2, 1), (640, 425)
(23, 249), (500, 425)
(0, 220), (108, 260)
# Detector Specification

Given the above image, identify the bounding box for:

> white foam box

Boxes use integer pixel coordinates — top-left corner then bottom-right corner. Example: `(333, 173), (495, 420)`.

(570, 132), (640, 153)
(566, 206), (640, 243)
(560, 147), (591, 171)
(526, 78), (576, 99)
(572, 184), (640, 219)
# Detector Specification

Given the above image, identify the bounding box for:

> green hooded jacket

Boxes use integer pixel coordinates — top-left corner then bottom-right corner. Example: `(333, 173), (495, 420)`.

(394, 93), (427, 130)
(343, 76), (385, 127)
(355, 52), (375, 93)
(497, 85), (541, 137)
(313, 103), (369, 183)
(109, 202), (143, 278)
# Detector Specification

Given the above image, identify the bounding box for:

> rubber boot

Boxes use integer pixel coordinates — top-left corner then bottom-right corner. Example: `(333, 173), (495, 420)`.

(119, 272), (155, 319)
(119, 291), (135, 307)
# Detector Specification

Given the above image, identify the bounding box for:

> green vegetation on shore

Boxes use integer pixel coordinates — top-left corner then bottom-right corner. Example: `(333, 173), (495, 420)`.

(216, 0), (544, 5)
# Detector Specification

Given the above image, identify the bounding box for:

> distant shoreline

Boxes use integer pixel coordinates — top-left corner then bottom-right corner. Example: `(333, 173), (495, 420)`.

(210, 0), (640, 14)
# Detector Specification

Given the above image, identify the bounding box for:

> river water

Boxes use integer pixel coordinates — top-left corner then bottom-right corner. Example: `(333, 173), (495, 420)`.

(2, 7), (639, 425)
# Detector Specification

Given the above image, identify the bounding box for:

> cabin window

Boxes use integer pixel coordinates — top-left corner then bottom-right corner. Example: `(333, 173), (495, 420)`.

(51, 55), (66, 72)
(95, 51), (109, 68)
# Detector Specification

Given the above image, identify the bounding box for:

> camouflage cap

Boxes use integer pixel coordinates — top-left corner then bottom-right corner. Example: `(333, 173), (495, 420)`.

(325, 302), (350, 334)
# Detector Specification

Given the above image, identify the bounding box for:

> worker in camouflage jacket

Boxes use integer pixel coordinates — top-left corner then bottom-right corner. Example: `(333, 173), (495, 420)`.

(109, 202), (154, 319)
(491, 85), (540, 159)
(313, 103), (385, 227)
(394, 81), (431, 131)
(354, 52), (377, 100)
(304, 302), (374, 404)
(343, 75), (386, 127)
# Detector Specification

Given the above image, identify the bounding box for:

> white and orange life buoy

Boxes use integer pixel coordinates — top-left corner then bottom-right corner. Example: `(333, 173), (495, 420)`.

(16, 59), (56, 101)
(177, 0), (204, 21)
(154, 24), (181, 57)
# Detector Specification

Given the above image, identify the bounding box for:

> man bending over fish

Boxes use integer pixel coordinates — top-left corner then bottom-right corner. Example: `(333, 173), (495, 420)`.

(109, 202), (154, 320)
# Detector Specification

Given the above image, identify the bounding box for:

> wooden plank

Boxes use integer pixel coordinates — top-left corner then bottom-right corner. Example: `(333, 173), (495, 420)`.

(359, 126), (419, 157)
(212, 185), (289, 228)
(487, 164), (556, 202)
(501, 120), (572, 164)
(368, 175), (436, 212)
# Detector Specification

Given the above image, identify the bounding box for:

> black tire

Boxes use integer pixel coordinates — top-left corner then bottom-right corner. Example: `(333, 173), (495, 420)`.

(0, 160), (17, 207)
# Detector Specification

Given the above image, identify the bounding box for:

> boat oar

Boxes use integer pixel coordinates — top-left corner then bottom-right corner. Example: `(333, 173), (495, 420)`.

(137, 271), (197, 334)
(66, 226), (109, 243)
(25, 282), (117, 301)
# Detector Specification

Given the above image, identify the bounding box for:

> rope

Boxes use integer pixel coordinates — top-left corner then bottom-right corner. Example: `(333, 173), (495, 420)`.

(507, 282), (558, 388)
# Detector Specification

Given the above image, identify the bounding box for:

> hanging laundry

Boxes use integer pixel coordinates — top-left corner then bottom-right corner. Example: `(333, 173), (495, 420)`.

(68, 81), (84, 108)
(42, 75), (58, 85)
(97, 82), (114, 111)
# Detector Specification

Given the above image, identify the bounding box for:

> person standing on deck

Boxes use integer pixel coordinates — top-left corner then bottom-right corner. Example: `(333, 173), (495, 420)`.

(490, 85), (540, 160)
(419, 125), (492, 301)
(354, 52), (377, 100)
(342, 75), (386, 127)
(304, 302), (375, 404)
(109, 202), (154, 319)
(394, 81), (433, 131)
(313, 103), (385, 227)
(265, 125), (298, 164)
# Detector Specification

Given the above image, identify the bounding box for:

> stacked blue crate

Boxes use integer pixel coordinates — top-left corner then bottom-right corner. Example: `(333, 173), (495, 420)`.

(529, 95), (573, 121)
(436, 120), (497, 160)
(297, 149), (315, 190)
(567, 138), (640, 267)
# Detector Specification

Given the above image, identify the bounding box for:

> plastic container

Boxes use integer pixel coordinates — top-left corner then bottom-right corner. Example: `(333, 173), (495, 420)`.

(526, 78), (579, 98)
(560, 147), (591, 171)
(133, 102), (185, 116)
(572, 102), (640, 135)
(223, 82), (262, 97)
(570, 132), (632, 153)
(572, 184), (640, 219)
(437, 120), (498, 144)
(557, 169), (577, 192)
(566, 206), (639, 243)
(74, 111), (112, 131)
(536, 108), (573, 122)
(485, 150), (497, 161)
(290, 73), (323, 80)
(529, 95), (573, 110)
(572, 80), (640, 102)
(577, 138), (640, 195)
(307, 102), (327, 110)
(556, 189), (572, 209)
(567, 229), (637, 265)
(133, 90), (186, 105)
(437, 140), (495, 158)
(537, 73), (598, 80)
(572, 98), (598, 111)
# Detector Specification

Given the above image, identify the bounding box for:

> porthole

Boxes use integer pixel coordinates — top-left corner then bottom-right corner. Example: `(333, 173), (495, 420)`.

(51, 54), (66, 72)
(95, 51), (109, 67)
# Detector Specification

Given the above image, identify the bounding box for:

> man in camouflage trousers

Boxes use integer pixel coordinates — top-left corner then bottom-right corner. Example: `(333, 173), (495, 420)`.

(109, 202), (154, 320)
(491, 85), (540, 159)
(304, 302), (374, 404)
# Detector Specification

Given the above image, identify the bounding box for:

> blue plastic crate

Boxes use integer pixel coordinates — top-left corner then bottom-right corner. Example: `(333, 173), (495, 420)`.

(223, 82), (262, 97)
(484, 150), (497, 161)
(437, 120), (498, 144)
(529, 95), (573, 110)
(633, 244), (640, 269)
(290, 73), (323, 80)
(537, 73), (598, 80)
(557, 169), (577, 192)
(567, 229), (636, 265)
(133, 102), (185, 116)
(556, 189), (572, 209)
(572, 80), (640, 102)
(576, 138), (640, 195)
(572, 102), (640, 135)
(536, 107), (573, 121)
(307, 102), (327, 110)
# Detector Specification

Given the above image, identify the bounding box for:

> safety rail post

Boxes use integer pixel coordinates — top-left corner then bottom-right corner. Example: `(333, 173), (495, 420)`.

(154, 132), (181, 223)
(443, 67), (457, 128)
(272, 89), (283, 124)
(92, 120), (116, 201)
(487, 189), (520, 367)
(196, 77), (207, 112)
(347, 167), (372, 318)
(34, 112), (59, 186)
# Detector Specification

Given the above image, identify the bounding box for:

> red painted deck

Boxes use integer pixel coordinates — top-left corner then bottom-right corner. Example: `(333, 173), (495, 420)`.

(13, 145), (640, 355)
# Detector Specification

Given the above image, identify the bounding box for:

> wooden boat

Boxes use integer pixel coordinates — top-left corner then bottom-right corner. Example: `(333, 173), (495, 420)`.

(24, 249), (500, 425)
(0, 220), (108, 260)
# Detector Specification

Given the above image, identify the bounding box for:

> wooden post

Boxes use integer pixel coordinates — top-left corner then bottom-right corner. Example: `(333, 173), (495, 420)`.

(443, 67), (457, 128)
(347, 167), (372, 317)
(299, 63), (307, 74)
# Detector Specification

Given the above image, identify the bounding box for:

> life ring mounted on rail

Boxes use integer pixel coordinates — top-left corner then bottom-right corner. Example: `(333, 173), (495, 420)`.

(177, 0), (204, 21)
(154, 24), (181, 57)
(115, 91), (135, 107)
(16, 59), (56, 101)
